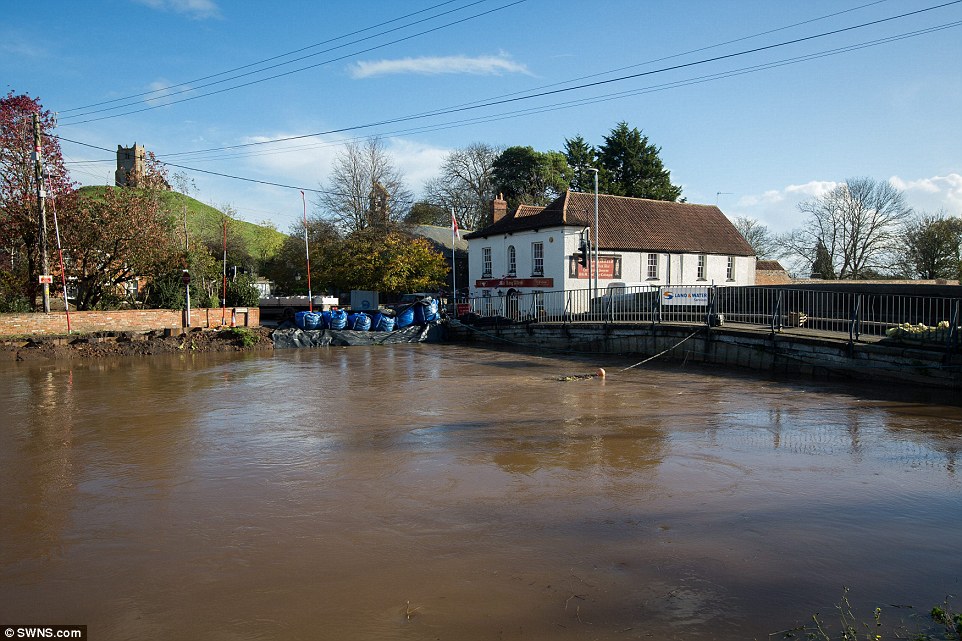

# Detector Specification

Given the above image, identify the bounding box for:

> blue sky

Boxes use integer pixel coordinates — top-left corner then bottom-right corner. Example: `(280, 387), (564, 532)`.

(4, 0), (961, 234)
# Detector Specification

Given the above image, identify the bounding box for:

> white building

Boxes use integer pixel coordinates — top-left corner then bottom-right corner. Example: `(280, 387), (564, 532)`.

(464, 191), (756, 304)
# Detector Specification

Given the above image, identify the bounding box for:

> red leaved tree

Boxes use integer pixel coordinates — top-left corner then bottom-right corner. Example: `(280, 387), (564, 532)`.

(0, 91), (74, 310)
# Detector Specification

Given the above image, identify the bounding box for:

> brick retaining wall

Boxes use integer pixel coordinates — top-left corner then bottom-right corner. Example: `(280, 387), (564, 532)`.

(0, 307), (259, 336)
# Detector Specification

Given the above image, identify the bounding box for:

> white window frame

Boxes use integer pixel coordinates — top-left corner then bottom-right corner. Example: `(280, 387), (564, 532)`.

(697, 254), (707, 280)
(647, 253), (659, 280)
(482, 247), (492, 278)
(532, 242), (544, 276)
(507, 245), (516, 276)
(726, 255), (735, 281)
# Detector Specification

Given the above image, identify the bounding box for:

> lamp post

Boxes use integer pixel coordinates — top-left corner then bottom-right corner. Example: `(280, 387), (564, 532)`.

(584, 167), (600, 298)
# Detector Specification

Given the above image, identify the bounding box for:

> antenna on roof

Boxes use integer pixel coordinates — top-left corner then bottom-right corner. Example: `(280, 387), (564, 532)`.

(715, 191), (733, 206)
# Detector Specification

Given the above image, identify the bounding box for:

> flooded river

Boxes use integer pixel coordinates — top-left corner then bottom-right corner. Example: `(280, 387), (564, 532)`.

(1, 345), (960, 640)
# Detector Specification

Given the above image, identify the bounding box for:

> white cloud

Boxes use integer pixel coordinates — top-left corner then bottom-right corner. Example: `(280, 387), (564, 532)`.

(889, 173), (962, 215)
(349, 53), (530, 79)
(132, 0), (220, 19)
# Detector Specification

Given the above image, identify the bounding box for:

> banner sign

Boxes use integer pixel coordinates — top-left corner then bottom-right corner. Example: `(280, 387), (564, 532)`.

(662, 287), (709, 306)
(569, 255), (621, 279)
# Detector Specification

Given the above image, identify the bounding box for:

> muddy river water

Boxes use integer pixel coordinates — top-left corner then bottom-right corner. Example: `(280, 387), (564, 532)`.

(1, 345), (960, 640)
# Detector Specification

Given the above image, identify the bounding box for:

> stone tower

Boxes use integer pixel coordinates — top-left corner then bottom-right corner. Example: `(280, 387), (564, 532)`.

(115, 144), (145, 187)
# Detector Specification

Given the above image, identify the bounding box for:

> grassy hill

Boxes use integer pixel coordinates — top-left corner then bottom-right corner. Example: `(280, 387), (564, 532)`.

(78, 186), (287, 261)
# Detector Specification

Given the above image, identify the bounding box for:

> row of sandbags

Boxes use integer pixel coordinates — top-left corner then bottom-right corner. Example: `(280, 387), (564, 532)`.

(294, 299), (439, 332)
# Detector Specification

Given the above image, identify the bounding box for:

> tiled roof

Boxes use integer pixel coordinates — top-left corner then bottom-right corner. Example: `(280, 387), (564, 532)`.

(409, 224), (470, 252)
(465, 190), (755, 256)
(756, 260), (786, 271)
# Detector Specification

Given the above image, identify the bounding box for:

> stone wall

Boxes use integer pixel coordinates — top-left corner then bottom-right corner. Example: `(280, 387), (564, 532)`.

(447, 321), (961, 390)
(0, 307), (259, 336)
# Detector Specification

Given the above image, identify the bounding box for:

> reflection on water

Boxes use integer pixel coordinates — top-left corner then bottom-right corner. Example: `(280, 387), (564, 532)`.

(0, 346), (960, 641)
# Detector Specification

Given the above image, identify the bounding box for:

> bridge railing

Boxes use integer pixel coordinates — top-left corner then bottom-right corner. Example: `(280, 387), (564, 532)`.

(458, 285), (961, 346)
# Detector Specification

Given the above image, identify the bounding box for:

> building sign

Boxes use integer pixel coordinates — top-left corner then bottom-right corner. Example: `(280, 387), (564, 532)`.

(475, 277), (554, 288)
(569, 255), (622, 279)
(662, 287), (709, 305)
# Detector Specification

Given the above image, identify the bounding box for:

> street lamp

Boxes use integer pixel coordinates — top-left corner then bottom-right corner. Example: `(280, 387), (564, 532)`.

(584, 167), (600, 298)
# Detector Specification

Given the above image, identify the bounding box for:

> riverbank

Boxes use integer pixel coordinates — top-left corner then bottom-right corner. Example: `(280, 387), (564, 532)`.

(0, 326), (275, 361)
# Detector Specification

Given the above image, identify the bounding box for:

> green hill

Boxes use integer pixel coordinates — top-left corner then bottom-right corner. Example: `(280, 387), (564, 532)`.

(78, 186), (287, 261)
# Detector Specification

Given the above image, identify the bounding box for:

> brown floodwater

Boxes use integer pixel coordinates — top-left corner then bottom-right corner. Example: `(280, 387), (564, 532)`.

(1, 345), (960, 640)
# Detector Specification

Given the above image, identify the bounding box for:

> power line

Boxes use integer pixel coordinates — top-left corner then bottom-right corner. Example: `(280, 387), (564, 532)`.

(59, 0), (475, 113)
(147, 0), (962, 159)
(58, 0), (529, 125)
(54, 18), (962, 197)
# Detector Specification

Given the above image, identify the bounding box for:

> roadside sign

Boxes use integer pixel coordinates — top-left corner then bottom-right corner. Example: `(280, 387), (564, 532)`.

(39, 275), (53, 284)
(181, 270), (191, 285)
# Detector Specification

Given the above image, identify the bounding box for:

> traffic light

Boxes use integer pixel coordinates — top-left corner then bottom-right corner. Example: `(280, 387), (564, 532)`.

(578, 240), (589, 267)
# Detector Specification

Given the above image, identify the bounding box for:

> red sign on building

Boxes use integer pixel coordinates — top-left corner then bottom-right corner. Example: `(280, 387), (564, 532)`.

(569, 255), (622, 279)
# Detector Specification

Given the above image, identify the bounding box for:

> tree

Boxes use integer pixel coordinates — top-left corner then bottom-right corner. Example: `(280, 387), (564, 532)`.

(422, 142), (500, 232)
(327, 228), (448, 294)
(490, 146), (572, 211)
(63, 164), (181, 310)
(785, 177), (914, 279)
(0, 91), (74, 309)
(563, 135), (597, 193)
(731, 216), (778, 259)
(319, 137), (412, 233)
(260, 218), (341, 296)
(405, 201), (449, 226)
(597, 122), (682, 201)
(810, 240), (836, 279)
(899, 211), (962, 280)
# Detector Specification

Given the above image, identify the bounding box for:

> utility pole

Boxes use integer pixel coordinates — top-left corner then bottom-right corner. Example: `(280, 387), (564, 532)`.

(33, 113), (50, 313)
(183, 199), (191, 327)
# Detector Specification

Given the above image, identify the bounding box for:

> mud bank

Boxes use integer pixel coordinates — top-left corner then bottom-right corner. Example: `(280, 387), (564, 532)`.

(0, 326), (275, 362)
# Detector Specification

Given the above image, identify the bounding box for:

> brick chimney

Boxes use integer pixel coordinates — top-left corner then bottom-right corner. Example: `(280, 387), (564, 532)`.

(492, 193), (507, 224)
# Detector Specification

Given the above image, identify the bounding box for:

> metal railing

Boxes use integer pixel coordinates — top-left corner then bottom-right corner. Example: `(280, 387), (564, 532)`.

(457, 285), (962, 346)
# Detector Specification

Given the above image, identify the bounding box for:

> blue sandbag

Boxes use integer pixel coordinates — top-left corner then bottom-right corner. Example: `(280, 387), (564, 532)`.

(348, 312), (371, 331)
(371, 313), (395, 332)
(294, 310), (321, 330)
(303, 311), (321, 330)
(413, 298), (439, 324)
(328, 308), (348, 330)
(395, 306), (415, 329)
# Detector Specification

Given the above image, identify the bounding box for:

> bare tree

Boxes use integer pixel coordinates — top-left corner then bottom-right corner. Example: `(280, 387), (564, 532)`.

(731, 216), (777, 259)
(783, 177), (913, 279)
(318, 138), (412, 233)
(422, 142), (501, 232)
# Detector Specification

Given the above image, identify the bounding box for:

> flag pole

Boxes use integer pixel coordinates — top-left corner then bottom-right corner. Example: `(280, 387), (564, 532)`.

(47, 182), (71, 333)
(221, 216), (227, 325)
(302, 191), (313, 313)
(451, 209), (459, 312)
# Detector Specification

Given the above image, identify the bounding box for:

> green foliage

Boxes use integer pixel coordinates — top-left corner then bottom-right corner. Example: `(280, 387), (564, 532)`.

(327, 228), (448, 294)
(491, 146), (572, 211)
(226, 273), (261, 307)
(811, 240), (837, 279)
(901, 213), (962, 280)
(563, 134), (598, 192)
(76, 187), (285, 267)
(142, 272), (186, 309)
(225, 326), (257, 348)
(597, 121), (682, 201)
